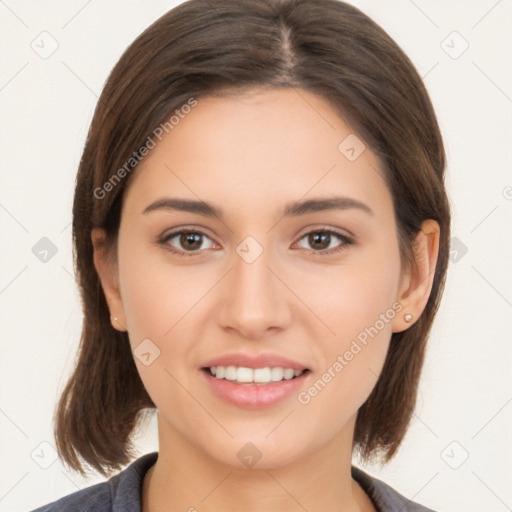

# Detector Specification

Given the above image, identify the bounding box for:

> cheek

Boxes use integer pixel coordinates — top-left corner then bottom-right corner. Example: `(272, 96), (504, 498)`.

(307, 247), (401, 343)
(116, 239), (212, 400)
(298, 308), (396, 443)
(117, 238), (207, 340)
(116, 259), (193, 417)
(299, 249), (401, 414)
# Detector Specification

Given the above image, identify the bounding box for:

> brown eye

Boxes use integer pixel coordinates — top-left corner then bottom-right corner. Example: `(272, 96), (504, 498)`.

(160, 230), (215, 256)
(296, 229), (353, 255)
(177, 232), (203, 251)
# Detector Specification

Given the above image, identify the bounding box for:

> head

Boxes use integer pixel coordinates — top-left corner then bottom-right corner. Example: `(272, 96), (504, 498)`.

(56, 0), (450, 477)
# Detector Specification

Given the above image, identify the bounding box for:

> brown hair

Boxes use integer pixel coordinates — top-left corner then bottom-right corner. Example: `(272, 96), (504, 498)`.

(55, 0), (451, 476)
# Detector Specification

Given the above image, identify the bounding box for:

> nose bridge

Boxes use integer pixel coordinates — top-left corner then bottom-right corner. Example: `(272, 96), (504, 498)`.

(218, 235), (289, 337)
(232, 235), (279, 306)
(234, 238), (274, 294)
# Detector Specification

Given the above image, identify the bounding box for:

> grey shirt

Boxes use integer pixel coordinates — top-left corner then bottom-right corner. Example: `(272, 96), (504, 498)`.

(31, 451), (436, 511)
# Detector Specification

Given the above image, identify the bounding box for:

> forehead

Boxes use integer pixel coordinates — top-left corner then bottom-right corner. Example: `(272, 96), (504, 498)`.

(122, 88), (393, 220)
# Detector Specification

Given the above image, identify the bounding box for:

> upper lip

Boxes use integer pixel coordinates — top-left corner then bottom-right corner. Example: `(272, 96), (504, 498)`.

(201, 353), (309, 371)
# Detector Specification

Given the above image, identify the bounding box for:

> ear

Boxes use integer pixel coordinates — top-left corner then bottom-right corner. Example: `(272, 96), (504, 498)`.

(392, 219), (440, 333)
(91, 227), (127, 332)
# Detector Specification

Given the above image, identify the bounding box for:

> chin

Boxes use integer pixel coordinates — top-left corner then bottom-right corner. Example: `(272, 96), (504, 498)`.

(200, 432), (315, 471)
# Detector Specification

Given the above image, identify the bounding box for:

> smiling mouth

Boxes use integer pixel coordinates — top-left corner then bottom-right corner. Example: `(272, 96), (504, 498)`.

(202, 366), (310, 385)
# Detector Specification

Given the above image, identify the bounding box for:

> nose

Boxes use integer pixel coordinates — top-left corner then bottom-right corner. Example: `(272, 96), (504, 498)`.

(217, 242), (292, 340)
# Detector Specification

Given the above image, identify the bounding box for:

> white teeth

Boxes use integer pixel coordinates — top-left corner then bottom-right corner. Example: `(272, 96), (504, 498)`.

(254, 367), (271, 382)
(209, 366), (305, 384)
(283, 368), (295, 380)
(236, 367), (253, 382)
(271, 367), (283, 381)
(224, 366), (237, 380)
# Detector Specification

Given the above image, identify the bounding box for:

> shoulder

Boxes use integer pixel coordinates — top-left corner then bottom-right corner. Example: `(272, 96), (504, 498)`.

(30, 452), (159, 512)
(29, 480), (112, 512)
(351, 465), (437, 512)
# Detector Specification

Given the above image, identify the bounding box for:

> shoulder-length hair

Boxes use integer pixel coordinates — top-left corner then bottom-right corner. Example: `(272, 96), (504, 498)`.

(55, 0), (450, 477)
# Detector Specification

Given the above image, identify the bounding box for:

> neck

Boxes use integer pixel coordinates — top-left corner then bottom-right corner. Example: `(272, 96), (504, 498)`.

(142, 414), (375, 512)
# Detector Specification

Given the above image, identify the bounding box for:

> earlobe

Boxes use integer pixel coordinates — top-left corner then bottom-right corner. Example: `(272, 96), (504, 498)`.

(392, 220), (440, 333)
(91, 228), (127, 332)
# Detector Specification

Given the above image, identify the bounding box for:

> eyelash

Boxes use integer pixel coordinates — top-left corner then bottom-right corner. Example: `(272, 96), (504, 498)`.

(158, 227), (354, 257)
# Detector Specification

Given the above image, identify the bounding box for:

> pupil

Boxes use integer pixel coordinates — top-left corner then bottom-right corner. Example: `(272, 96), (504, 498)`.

(310, 232), (329, 250)
(181, 233), (202, 250)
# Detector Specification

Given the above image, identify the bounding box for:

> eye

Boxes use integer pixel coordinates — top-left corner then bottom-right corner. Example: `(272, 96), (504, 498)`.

(159, 229), (216, 257)
(294, 229), (353, 255)
(159, 227), (353, 257)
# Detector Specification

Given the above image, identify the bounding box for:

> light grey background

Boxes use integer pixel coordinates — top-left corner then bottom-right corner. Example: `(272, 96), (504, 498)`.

(1, 1), (511, 511)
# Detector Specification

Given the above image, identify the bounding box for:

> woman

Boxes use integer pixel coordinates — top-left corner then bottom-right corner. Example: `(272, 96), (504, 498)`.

(32, 0), (450, 510)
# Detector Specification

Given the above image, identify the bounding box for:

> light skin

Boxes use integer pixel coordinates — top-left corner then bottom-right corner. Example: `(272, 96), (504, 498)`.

(92, 88), (439, 512)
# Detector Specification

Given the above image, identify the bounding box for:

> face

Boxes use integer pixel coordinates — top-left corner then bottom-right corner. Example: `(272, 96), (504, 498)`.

(105, 88), (409, 469)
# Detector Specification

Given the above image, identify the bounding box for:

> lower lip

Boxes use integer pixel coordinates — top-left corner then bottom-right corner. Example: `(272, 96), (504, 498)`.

(201, 369), (309, 409)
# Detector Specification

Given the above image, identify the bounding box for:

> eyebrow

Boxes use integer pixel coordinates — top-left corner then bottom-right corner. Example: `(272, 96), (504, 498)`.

(142, 196), (374, 218)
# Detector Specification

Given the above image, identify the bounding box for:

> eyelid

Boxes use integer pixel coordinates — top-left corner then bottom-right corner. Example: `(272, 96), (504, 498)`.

(295, 224), (354, 241)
